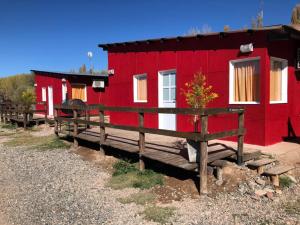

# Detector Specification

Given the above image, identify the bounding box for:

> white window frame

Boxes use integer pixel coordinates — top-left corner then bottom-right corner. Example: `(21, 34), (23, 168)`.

(62, 82), (67, 102)
(71, 83), (87, 102)
(229, 57), (260, 104)
(270, 57), (288, 104)
(42, 87), (46, 102)
(133, 74), (147, 103)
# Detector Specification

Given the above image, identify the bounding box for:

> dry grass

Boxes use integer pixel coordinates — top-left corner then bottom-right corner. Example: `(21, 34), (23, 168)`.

(3, 132), (70, 151)
(142, 205), (175, 224)
(117, 192), (156, 205)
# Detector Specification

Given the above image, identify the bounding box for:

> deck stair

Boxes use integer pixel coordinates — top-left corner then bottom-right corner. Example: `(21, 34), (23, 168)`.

(264, 165), (295, 187)
(247, 158), (277, 175)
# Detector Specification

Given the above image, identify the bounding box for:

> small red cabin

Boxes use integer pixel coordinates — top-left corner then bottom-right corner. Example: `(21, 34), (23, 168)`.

(32, 70), (108, 116)
(34, 24), (300, 146)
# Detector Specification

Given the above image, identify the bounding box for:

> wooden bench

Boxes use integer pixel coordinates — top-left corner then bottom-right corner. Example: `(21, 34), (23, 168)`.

(247, 158), (277, 174)
(264, 165), (295, 186)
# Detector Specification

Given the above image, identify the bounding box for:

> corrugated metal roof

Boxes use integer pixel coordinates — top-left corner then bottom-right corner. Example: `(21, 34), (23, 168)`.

(98, 24), (300, 50)
(31, 70), (108, 78)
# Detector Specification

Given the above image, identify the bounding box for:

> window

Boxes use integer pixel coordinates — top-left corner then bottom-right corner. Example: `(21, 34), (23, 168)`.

(71, 84), (87, 102)
(270, 57), (288, 103)
(162, 72), (176, 102)
(133, 74), (147, 102)
(62, 82), (67, 102)
(229, 58), (260, 104)
(42, 87), (46, 102)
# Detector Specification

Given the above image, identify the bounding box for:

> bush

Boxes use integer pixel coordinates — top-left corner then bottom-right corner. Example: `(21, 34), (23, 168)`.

(112, 160), (138, 176)
(280, 175), (294, 188)
(108, 161), (164, 190)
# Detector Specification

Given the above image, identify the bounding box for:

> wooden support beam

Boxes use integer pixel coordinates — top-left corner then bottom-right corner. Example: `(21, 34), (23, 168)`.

(199, 114), (208, 194)
(237, 112), (245, 165)
(99, 109), (105, 155)
(73, 109), (78, 148)
(44, 103), (48, 125)
(54, 109), (58, 136)
(139, 112), (145, 171)
(23, 112), (27, 129)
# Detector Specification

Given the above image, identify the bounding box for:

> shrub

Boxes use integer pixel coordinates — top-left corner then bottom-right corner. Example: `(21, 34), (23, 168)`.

(108, 161), (164, 190)
(280, 175), (294, 188)
(112, 160), (138, 176)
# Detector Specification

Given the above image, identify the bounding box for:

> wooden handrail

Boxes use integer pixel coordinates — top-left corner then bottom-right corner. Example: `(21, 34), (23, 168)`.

(54, 104), (244, 116)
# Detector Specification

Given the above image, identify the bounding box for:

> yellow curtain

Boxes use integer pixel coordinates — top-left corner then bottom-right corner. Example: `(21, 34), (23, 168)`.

(234, 61), (259, 102)
(72, 85), (86, 101)
(137, 77), (147, 101)
(270, 61), (282, 101)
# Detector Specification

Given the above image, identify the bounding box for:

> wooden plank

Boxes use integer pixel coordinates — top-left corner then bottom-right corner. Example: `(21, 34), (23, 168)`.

(264, 165), (295, 176)
(247, 158), (277, 167)
(54, 104), (244, 116)
(208, 149), (235, 163)
(205, 128), (245, 140)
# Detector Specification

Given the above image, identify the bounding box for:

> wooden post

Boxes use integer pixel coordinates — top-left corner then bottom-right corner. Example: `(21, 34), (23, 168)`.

(237, 111), (244, 165)
(54, 108), (58, 136)
(3, 106), (7, 124)
(0, 105), (3, 123)
(23, 111), (27, 129)
(73, 109), (78, 148)
(99, 109), (105, 155)
(139, 112), (145, 171)
(8, 105), (12, 121)
(44, 103), (48, 125)
(199, 114), (208, 195)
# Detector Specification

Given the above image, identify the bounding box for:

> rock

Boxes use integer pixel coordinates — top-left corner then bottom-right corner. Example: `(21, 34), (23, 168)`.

(215, 180), (223, 186)
(255, 177), (266, 186)
(275, 189), (282, 195)
(247, 180), (257, 191)
(264, 188), (274, 193)
(266, 191), (273, 200)
(255, 189), (267, 197)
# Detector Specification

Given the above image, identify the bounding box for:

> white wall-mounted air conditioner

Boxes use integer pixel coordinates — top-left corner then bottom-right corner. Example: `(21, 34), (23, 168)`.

(92, 80), (105, 88)
(108, 69), (115, 75)
(240, 43), (253, 53)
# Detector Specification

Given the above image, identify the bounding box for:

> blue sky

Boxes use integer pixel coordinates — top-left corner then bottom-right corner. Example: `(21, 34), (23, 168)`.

(0, 0), (298, 76)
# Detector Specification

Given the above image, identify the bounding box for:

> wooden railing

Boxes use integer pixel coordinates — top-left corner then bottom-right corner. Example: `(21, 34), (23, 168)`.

(0, 102), (48, 128)
(54, 104), (245, 194)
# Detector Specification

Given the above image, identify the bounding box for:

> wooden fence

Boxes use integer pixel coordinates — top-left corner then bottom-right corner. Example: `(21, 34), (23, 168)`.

(0, 102), (48, 128)
(54, 104), (245, 194)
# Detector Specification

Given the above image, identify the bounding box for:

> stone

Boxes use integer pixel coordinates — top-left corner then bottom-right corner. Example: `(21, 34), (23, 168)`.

(255, 189), (267, 197)
(215, 180), (223, 186)
(255, 177), (266, 186)
(266, 191), (273, 200)
(275, 189), (282, 195)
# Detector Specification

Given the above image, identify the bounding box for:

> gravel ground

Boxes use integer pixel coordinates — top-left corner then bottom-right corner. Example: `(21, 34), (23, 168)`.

(0, 130), (299, 225)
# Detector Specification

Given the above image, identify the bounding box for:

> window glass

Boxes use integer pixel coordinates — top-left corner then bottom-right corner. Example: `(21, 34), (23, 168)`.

(170, 88), (176, 101)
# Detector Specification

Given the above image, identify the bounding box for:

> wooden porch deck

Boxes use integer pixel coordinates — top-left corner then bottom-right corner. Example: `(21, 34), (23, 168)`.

(63, 127), (237, 171)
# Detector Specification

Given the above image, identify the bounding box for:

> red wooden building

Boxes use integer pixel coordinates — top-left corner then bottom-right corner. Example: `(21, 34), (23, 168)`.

(34, 25), (300, 146)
